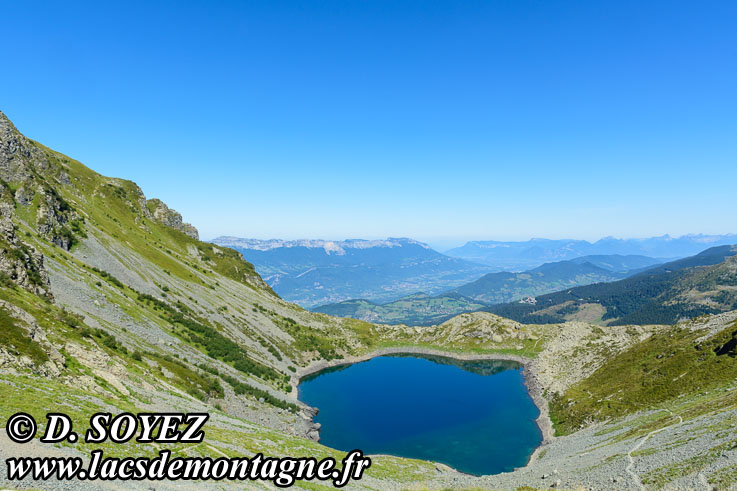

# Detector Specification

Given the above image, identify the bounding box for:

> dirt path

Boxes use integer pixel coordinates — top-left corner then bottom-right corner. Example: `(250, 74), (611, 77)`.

(698, 471), (712, 489)
(626, 408), (683, 490)
(207, 444), (230, 458)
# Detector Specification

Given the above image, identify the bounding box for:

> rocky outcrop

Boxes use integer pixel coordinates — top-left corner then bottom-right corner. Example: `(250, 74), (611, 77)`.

(296, 406), (321, 441)
(64, 342), (131, 396)
(0, 110), (82, 251)
(35, 186), (81, 250)
(0, 112), (65, 296)
(0, 183), (52, 297)
(0, 110), (48, 184)
(146, 198), (199, 240)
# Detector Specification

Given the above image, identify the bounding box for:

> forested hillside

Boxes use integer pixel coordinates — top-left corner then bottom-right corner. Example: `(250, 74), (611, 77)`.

(315, 255), (661, 326)
(488, 246), (737, 325)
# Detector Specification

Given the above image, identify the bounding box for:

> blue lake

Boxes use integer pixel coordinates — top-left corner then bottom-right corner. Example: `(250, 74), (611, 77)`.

(298, 355), (542, 476)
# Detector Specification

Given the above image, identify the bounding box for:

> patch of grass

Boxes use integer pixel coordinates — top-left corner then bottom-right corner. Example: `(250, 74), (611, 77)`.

(0, 271), (12, 287)
(709, 463), (737, 488)
(274, 315), (347, 361)
(631, 447), (658, 457)
(551, 321), (737, 435)
(642, 438), (737, 487)
(57, 308), (85, 329)
(146, 352), (223, 401)
(0, 307), (49, 365)
(170, 313), (287, 385)
(201, 365), (298, 413)
(90, 267), (124, 289)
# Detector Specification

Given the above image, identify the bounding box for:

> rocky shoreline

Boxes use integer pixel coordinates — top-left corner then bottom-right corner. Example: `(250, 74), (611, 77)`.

(291, 346), (555, 470)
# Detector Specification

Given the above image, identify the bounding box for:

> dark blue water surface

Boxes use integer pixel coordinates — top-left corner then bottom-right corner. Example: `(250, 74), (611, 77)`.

(298, 355), (542, 475)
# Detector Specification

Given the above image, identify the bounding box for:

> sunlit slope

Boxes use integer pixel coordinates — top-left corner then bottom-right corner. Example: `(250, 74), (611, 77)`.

(2, 109), (737, 489)
(489, 246), (737, 325)
(0, 108), (381, 417)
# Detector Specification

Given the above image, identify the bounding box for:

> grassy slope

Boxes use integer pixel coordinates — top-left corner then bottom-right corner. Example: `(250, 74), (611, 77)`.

(3, 113), (737, 488)
(0, 114), (564, 486)
(551, 316), (737, 435)
(488, 246), (737, 326)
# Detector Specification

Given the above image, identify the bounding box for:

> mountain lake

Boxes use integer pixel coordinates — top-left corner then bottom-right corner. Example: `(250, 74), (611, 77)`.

(298, 355), (542, 475)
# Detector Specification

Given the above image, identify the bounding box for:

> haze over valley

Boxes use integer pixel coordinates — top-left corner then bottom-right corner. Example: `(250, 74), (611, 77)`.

(211, 236), (496, 307)
(2, 105), (737, 489)
(445, 235), (737, 270)
(214, 234), (737, 326)
(4, 0), (737, 489)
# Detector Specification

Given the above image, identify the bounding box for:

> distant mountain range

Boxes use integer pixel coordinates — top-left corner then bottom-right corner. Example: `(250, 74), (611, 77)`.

(213, 235), (737, 323)
(488, 245), (737, 326)
(445, 234), (737, 271)
(211, 237), (494, 307)
(314, 254), (662, 326)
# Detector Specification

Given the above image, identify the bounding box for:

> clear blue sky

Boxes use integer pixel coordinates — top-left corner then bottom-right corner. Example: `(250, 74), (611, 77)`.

(2, 1), (736, 250)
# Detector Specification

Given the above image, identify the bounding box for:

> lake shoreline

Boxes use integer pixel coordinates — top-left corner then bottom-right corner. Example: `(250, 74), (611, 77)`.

(293, 346), (555, 471)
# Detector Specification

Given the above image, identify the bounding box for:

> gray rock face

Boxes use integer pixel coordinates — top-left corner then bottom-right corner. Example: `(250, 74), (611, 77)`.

(0, 110), (81, 251)
(0, 110), (45, 184)
(35, 187), (79, 250)
(0, 110), (199, 295)
(0, 183), (52, 297)
(296, 406), (322, 441)
(146, 198), (199, 240)
(13, 184), (34, 205)
(0, 110), (69, 295)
